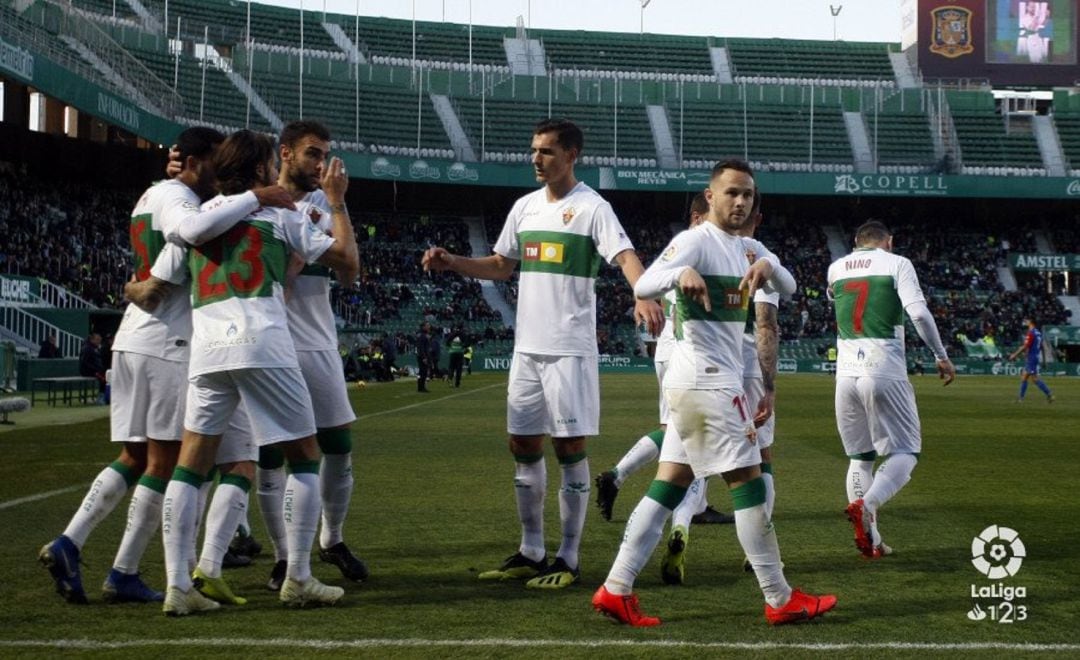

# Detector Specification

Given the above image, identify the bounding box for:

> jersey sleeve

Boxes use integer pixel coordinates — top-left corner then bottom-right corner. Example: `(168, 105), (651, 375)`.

(492, 200), (522, 259)
(149, 242), (189, 285)
(895, 257), (927, 309)
(282, 209), (335, 264)
(634, 229), (699, 300)
(591, 201), (635, 264)
(162, 189), (260, 246)
(743, 237), (797, 296)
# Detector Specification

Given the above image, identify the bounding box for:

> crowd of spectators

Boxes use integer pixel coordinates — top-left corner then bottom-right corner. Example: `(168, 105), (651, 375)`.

(0, 169), (134, 307)
(4, 164), (1077, 366)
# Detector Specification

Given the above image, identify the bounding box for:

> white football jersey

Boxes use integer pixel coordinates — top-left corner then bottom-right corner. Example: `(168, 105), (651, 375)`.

(286, 189), (339, 352)
(827, 247), (925, 380)
(180, 198), (334, 377)
(112, 180), (199, 362)
(635, 222), (792, 390)
(494, 182), (634, 357)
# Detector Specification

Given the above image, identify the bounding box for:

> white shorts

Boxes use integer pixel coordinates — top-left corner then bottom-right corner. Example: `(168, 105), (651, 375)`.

(743, 376), (775, 450)
(110, 351), (187, 443)
(664, 387), (760, 478)
(835, 376), (922, 457)
(298, 349), (356, 428)
(215, 403), (257, 464)
(655, 359), (670, 425)
(507, 352), (599, 437)
(184, 368), (317, 446)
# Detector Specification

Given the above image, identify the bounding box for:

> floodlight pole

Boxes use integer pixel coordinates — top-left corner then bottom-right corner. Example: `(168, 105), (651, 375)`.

(640, 0), (652, 35)
(830, 5), (842, 41)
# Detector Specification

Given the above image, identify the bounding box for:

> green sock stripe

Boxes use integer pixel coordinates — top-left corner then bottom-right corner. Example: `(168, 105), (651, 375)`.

(645, 480), (688, 510)
(172, 466), (205, 488)
(220, 474), (252, 492)
(557, 451), (587, 465)
(760, 462), (773, 475)
(316, 427), (353, 455)
(848, 451), (877, 461)
(109, 460), (138, 488)
(137, 474), (168, 494)
(258, 445), (285, 470)
(205, 467), (219, 483)
(287, 460), (320, 475)
(731, 477), (767, 510)
(645, 428), (665, 450)
(514, 453), (544, 464)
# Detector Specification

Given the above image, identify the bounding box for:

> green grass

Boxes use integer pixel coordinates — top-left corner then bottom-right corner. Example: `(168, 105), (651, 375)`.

(1, 373), (1079, 658)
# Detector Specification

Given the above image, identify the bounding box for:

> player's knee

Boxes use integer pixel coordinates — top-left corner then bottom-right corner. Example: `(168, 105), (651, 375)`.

(316, 426), (352, 455)
(118, 443), (148, 474)
(218, 460), (256, 481)
(258, 445), (286, 470)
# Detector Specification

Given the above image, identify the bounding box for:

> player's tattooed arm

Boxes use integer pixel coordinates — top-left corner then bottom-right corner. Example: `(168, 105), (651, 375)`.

(755, 301), (779, 393)
(124, 275), (171, 312)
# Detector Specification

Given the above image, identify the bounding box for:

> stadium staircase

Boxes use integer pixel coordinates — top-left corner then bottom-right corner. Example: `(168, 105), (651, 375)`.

(322, 21), (365, 64)
(59, 35), (165, 116)
(646, 105), (679, 169)
(709, 47), (734, 84)
(465, 219), (515, 328)
(887, 52), (918, 88)
(430, 95), (477, 162)
(222, 67), (283, 132)
(822, 226), (850, 261)
(842, 111), (875, 173)
(0, 283), (97, 359)
(123, 0), (162, 34)
(1058, 297), (1080, 325)
(1031, 116), (1067, 177)
(504, 36), (545, 77)
(996, 266), (1018, 292)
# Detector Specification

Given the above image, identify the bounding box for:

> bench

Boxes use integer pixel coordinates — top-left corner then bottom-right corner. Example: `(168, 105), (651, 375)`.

(31, 377), (100, 406)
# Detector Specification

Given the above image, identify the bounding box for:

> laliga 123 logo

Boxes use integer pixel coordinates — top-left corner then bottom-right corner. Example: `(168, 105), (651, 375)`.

(967, 525), (1028, 624)
(971, 524), (1025, 578)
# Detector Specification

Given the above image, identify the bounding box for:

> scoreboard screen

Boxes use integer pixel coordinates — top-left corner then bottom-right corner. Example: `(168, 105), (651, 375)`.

(986, 0), (1076, 65)
(917, 0), (1080, 87)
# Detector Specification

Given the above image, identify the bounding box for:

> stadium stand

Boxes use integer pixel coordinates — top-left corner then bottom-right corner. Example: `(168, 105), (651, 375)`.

(677, 99), (853, 171)
(0, 170), (132, 308)
(724, 38), (896, 86)
(1052, 90), (1080, 175)
(538, 29), (712, 77)
(868, 89), (938, 172)
(143, 0), (340, 52)
(325, 15), (511, 68)
(946, 91), (1045, 175)
(454, 96), (657, 164)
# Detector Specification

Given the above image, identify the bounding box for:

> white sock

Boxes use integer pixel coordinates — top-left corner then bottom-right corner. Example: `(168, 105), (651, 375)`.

(762, 471), (776, 520)
(736, 502), (791, 608)
(197, 481), (249, 579)
(604, 496), (671, 595)
(189, 478), (214, 573)
(63, 464), (131, 548)
(671, 478), (705, 531)
(695, 477), (711, 515)
(284, 471), (321, 582)
(257, 466), (288, 561)
(613, 434), (661, 488)
(162, 479), (200, 592)
(319, 452), (354, 549)
(864, 454), (916, 510)
(846, 459), (875, 503)
(863, 454), (917, 544)
(112, 481), (164, 574)
(514, 458), (547, 562)
(556, 457), (589, 569)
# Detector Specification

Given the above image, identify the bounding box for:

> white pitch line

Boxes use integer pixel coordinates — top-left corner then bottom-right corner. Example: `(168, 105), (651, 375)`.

(0, 484), (84, 510)
(0, 639), (1078, 652)
(355, 380), (505, 421)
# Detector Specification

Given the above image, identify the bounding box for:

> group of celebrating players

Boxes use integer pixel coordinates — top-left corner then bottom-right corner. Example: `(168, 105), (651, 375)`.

(39, 115), (958, 626)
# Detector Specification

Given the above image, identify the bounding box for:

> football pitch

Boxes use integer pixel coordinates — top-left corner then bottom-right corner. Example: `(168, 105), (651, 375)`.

(1, 373), (1078, 658)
